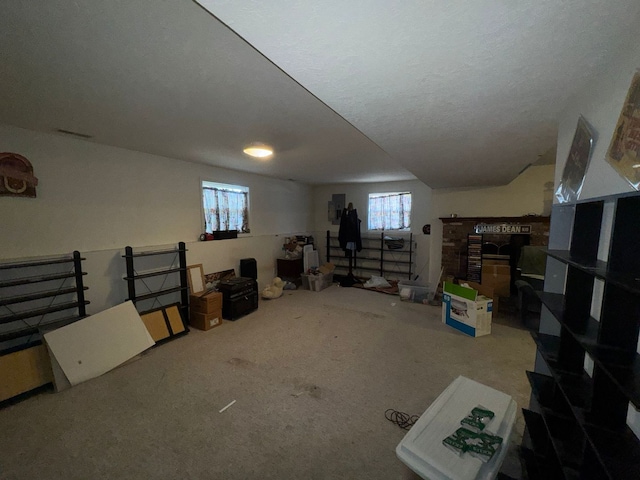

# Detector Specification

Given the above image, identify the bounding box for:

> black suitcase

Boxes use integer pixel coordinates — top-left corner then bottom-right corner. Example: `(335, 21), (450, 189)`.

(217, 277), (258, 320)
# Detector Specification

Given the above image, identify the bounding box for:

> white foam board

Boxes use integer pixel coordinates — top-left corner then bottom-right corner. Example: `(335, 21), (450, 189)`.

(45, 343), (72, 392)
(44, 301), (154, 386)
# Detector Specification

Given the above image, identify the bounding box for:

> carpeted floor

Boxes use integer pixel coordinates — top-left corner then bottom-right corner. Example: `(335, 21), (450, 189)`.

(0, 285), (535, 479)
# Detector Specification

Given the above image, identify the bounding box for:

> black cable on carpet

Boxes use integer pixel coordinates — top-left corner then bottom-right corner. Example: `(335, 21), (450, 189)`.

(385, 409), (419, 430)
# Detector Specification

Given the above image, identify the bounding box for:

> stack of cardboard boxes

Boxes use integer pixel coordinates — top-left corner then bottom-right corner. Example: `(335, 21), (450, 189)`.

(189, 291), (223, 331)
(480, 260), (511, 299)
(187, 263), (223, 331)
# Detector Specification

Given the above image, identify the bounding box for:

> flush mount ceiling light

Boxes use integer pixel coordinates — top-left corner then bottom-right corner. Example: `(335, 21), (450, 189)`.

(243, 143), (273, 158)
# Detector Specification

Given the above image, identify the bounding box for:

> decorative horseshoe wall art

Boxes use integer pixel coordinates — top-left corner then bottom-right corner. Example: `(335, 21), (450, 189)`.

(0, 152), (38, 197)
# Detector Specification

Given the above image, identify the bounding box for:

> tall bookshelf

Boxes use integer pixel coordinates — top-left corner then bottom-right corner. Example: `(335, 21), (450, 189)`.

(521, 192), (640, 479)
(467, 233), (483, 282)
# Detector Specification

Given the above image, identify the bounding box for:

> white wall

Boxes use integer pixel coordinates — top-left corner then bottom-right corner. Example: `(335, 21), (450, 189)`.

(550, 38), (640, 439)
(431, 164), (555, 219)
(312, 180), (433, 281)
(556, 42), (640, 200)
(312, 167), (554, 287)
(428, 164), (555, 285)
(0, 124), (312, 312)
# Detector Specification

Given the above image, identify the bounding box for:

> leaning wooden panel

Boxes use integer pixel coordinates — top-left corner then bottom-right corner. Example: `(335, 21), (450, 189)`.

(0, 345), (53, 402)
(165, 305), (185, 334)
(140, 310), (170, 342)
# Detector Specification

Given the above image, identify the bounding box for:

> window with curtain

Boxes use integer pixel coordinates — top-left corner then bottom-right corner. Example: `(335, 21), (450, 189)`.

(202, 181), (249, 233)
(367, 192), (412, 231)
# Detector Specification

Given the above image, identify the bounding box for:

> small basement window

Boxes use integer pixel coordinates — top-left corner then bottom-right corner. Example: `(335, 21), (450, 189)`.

(202, 181), (250, 233)
(368, 191), (411, 231)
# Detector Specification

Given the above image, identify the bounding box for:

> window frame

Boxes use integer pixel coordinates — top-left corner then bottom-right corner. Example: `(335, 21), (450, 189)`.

(367, 191), (412, 232)
(201, 180), (250, 234)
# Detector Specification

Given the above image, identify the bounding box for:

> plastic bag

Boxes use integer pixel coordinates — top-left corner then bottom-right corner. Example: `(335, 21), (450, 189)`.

(364, 275), (391, 288)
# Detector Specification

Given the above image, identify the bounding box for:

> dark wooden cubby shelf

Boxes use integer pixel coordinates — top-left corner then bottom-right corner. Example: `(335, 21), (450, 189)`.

(546, 250), (640, 296)
(522, 193), (640, 480)
(520, 445), (560, 480)
(538, 292), (640, 408)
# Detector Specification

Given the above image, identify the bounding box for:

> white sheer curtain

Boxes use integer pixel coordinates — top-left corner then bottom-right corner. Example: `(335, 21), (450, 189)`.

(203, 187), (248, 232)
(368, 192), (411, 230)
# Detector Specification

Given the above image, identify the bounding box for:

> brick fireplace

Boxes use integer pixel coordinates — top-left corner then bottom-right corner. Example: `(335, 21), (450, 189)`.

(440, 215), (550, 280)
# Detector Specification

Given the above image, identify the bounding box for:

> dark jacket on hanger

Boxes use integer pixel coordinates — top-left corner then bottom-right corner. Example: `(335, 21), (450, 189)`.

(338, 208), (362, 252)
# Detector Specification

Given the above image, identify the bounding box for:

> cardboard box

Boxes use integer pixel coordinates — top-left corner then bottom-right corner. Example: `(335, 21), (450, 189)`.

(481, 264), (511, 298)
(482, 259), (509, 266)
(466, 281), (499, 313)
(482, 264), (511, 276)
(189, 309), (223, 331)
(442, 282), (492, 337)
(318, 262), (335, 274)
(190, 291), (223, 314)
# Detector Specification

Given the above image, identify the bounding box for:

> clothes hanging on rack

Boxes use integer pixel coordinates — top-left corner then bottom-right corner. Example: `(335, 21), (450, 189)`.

(337, 206), (362, 287)
(338, 208), (362, 252)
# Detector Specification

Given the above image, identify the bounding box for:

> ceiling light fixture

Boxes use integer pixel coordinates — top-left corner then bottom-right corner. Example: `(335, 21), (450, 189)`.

(243, 143), (273, 158)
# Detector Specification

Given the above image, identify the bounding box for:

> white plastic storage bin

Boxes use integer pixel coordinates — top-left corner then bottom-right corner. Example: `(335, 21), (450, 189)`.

(398, 280), (434, 303)
(307, 272), (334, 292)
(396, 376), (516, 480)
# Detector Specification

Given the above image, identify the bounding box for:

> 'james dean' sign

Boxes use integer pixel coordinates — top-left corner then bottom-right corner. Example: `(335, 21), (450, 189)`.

(474, 224), (532, 234)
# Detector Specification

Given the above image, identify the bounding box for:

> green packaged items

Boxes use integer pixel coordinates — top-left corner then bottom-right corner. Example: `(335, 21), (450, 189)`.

(442, 424), (503, 463)
(460, 405), (495, 432)
(467, 432), (503, 462)
(442, 427), (476, 456)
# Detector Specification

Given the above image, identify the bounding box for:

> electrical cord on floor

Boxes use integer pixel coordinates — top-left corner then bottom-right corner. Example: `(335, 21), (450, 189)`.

(385, 409), (420, 430)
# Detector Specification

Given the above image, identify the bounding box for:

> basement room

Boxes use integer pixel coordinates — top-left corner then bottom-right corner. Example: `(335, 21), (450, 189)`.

(1, 1), (640, 479)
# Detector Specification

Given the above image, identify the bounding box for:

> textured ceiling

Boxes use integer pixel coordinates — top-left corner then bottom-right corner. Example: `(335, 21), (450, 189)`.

(0, 0), (413, 185)
(197, 0), (640, 188)
(2, 1), (639, 188)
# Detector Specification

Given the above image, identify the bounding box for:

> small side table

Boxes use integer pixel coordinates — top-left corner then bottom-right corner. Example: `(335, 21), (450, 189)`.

(277, 257), (304, 282)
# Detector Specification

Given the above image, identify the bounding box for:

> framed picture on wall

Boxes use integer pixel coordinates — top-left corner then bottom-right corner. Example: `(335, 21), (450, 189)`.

(605, 71), (640, 190)
(555, 116), (595, 203)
